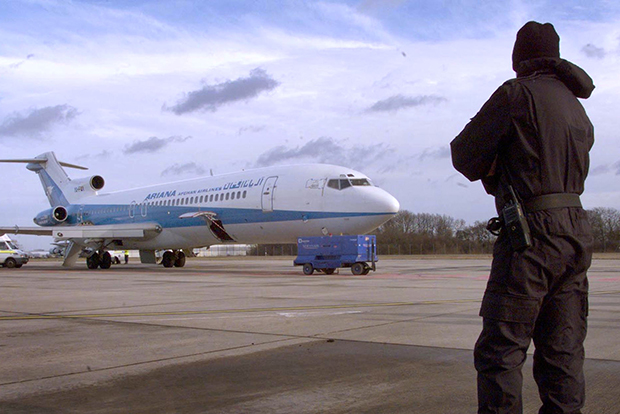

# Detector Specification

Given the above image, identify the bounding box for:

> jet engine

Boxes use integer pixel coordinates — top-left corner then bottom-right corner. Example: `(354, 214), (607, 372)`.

(34, 206), (69, 226)
(68, 175), (105, 195)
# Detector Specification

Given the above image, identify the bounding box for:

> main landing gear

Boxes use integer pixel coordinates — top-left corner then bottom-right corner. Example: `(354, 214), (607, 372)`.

(86, 251), (112, 270)
(85, 249), (187, 269)
(161, 250), (186, 268)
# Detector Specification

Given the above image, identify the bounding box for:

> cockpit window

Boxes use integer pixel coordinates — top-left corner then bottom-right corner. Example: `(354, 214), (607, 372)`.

(327, 179), (340, 190)
(327, 178), (372, 190)
(350, 178), (371, 186)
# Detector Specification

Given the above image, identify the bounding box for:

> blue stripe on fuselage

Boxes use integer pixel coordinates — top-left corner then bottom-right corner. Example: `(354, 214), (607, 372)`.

(54, 203), (389, 228)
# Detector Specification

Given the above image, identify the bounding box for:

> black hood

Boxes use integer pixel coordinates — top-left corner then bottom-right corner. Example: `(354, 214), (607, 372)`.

(512, 21), (560, 72)
(515, 57), (595, 99)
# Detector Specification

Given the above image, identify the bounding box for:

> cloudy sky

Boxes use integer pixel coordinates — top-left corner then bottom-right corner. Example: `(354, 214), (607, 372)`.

(1, 0), (619, 249)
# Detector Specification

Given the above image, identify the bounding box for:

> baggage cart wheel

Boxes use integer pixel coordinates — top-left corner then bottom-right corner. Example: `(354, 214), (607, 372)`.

(351, 262), (365, 275)
(303, 263), (314, 275)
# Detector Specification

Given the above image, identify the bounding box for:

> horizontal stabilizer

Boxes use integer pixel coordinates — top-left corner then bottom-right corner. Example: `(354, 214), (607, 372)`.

(0, 158), (88, 170)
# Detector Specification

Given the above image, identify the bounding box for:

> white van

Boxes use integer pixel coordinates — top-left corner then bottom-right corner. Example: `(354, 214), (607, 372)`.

(0, 234), (29, 268)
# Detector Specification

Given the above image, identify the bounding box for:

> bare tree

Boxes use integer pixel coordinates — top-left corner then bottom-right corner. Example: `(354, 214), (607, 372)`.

(588, 207), (620, 252)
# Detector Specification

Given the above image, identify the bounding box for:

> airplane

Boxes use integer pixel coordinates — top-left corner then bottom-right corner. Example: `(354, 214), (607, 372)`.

(0, 152), (400, 269)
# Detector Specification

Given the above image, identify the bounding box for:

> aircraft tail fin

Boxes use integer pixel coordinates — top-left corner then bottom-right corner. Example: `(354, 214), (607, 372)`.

(0, 152), (103, 207)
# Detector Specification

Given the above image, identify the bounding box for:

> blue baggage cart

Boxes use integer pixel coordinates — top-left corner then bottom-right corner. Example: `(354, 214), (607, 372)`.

(294, 235), (377, 275)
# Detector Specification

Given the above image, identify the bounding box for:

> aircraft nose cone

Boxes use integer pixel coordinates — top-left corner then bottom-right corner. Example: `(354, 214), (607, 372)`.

(384, 192), (400, 215)
(360, 188), (400, 232)
(372, 188), (399, 215)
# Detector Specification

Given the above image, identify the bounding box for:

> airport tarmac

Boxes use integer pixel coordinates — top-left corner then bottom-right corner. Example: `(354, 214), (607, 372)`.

(1, 256), (619, 413)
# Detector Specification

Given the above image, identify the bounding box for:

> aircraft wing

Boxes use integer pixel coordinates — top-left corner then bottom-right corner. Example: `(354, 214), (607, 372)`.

(49, 223), (163, 240)
(1, 223), (162, 240)
(0, 225), (54, 236)
(2, 223), (164, 267)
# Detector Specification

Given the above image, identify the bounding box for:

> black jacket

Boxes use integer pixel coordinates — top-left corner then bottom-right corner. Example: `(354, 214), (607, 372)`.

(451, 58), (595, 213)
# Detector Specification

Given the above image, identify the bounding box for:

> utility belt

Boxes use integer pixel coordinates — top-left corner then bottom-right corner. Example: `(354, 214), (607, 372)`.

(523, 193), (582, 212)
(487, 191), (582, 251)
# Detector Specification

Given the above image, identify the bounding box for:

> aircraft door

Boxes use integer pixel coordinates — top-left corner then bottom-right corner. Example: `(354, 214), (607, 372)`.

(129, 201), (137, 219)
(261, 176), (278, 213)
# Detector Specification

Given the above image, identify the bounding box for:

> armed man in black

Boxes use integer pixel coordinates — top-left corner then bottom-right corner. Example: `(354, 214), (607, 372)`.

(451, 22), (595, 414)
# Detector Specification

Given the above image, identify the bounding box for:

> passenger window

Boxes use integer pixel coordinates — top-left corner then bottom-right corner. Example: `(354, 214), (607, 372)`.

(242, 191), (247, 198)
(226, 193), (230, 200)
(231, 192), (235, 200)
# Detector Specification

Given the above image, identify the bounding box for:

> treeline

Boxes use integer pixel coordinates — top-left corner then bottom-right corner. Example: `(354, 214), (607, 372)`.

(372, 207), (620, 254)
(588, 207), (620, 252)
(252, 207), (620, 256)
(371, 210), (495, 255)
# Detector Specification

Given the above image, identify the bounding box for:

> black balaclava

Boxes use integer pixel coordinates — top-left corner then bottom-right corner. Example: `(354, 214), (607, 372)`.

(512, 21), (560, 73)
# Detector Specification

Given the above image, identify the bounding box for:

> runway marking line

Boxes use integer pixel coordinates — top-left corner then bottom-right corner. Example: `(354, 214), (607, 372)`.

(0, 299), (480, 322)
(2, 291), (616, 322)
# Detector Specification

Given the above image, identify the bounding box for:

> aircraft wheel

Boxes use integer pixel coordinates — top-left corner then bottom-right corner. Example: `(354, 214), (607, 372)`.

(87, 254), (100, 269)
(174, 251), (186, 267)
(351, 262), (365, 275)
(324, 268), (335, 275)
(100, 252), (112, 269)
(4, 258), (17, 269)
(162, 251), (175, 268)
(302, 263), (314, 275)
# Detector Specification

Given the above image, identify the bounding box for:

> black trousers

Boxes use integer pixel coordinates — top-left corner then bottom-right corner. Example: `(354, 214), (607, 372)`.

(474, 209), (592, 414)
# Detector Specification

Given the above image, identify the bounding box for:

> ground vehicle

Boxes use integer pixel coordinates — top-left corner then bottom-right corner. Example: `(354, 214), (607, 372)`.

(0, 234), (29, 268)
(294, 235), (377, 275)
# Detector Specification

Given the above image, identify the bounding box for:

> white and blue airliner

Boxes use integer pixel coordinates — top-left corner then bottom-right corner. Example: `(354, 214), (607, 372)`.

(0, 152), (399, 269)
